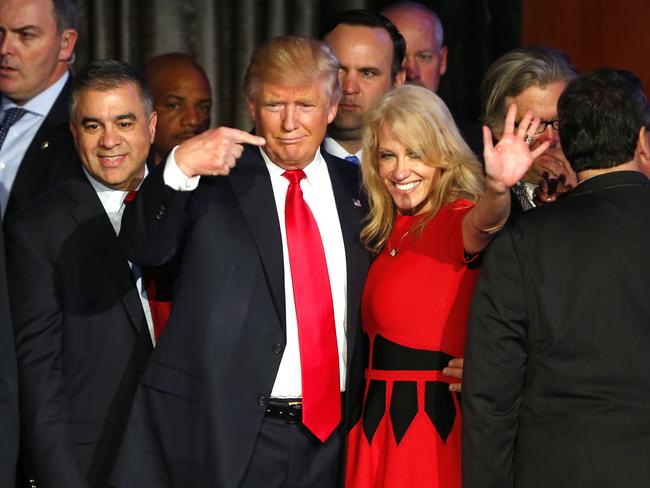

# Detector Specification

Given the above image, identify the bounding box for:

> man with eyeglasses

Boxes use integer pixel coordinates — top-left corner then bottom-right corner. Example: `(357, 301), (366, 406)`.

(481, 46), (578, 214)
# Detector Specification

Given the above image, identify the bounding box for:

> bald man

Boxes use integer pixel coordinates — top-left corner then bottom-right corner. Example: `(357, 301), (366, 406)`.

(382, 2), (447, 92)
(145, 53), (213, 164)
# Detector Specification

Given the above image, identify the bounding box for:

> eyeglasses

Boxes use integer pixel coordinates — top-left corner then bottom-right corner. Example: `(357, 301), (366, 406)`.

(516, 118), (560, 135)
(533, 118), (560, 134)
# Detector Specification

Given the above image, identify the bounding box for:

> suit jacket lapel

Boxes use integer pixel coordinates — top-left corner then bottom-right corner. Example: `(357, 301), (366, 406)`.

(66, 175), (152, 347)
(15, 78), (71, 182)
(228, 146), (286, 331)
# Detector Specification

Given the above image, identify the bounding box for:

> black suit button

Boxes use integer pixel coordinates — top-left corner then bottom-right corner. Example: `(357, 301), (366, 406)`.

(272, 343), (283, 354)
(160, 204), (167, 211)
(257, 395), (267, 406)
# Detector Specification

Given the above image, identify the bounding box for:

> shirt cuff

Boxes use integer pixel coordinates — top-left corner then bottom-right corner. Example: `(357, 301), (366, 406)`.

(163, 146), (200, 191)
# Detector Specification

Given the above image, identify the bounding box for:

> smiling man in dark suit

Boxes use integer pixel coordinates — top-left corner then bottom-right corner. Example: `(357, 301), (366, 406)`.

(463, 68), (650, 487)
(0, 0), (80, 219)
(5, 59), (169, 488)
(111, 36), (369, 488)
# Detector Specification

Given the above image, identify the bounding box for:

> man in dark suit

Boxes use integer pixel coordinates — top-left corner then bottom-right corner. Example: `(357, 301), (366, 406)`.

(0, 215), (18, 488)
(0, 0), (80, 220)
(463, 68), (650, 487)
(111, 36), (369, 487)
(6, 60), (165, 488)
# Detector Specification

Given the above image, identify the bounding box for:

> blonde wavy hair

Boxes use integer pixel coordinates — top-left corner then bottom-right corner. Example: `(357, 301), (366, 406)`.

(360, 85), (484, 253)
(243, 36), (341, 106)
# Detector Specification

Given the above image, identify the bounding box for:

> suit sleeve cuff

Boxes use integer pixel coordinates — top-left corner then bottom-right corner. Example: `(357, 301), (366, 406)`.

(163, 146), (200, 191)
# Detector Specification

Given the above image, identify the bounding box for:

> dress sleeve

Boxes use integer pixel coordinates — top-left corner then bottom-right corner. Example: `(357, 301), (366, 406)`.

(433, 199), (477, 266)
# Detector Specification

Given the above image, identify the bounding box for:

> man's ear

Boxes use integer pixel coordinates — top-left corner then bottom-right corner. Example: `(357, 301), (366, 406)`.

(69, 120), (78, 146)
(148, 111), (158, 144)
(635, 126), (650, 177)
(59, 29), (78, 63)
(439, 45), (448, 77)
(394, 68), (406, 87)
(246, 97), (256, 124)
(636, 126), (649, 159)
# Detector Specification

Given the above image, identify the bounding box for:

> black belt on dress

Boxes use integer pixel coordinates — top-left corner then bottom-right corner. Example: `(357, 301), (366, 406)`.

(363, 334), (459, 445)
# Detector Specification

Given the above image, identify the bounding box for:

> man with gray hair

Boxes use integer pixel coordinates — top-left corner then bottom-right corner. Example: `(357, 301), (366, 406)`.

(6, 59), (169, 488)
(0, 0), (80, 219)
(481, 46), (578, 213)
(111, 35), (369, 488)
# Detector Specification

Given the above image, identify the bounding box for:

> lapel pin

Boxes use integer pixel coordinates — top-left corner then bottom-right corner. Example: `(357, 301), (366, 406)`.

(40, 141), (49, 149)
(352, 199), (361, 207)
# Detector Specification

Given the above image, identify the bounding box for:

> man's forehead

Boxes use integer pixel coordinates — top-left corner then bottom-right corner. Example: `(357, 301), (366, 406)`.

(0, 0), (56, 28)
(385, 7), (439, 49)
(75, 85), (147, 115)
(257, 83), (325, 101)
(327, 25), (393, 57)
(510, 82), (567, 120)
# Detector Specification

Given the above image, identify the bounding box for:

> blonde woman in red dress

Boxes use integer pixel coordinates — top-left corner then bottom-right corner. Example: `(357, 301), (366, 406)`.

(345, 85), (548, 488)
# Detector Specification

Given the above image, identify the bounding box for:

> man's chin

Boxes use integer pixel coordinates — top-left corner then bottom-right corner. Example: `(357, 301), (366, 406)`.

(331, 115), (363, 132)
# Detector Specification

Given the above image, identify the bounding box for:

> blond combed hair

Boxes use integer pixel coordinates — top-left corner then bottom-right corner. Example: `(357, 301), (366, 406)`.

(243, 35), (341, 106)
(360, 85), (484, 254)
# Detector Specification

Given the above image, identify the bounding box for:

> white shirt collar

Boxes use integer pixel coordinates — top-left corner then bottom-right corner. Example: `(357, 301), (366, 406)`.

(83, 164), (148, 214)
(323, 136), (362, 161)
(259, 147), (326, 184)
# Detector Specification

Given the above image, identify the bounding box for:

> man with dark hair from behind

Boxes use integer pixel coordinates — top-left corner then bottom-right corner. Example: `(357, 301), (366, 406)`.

(6, 59), (172, 488)
(321, 9), (405, 163)
(0, 0), (80, 219)
(463, 68), (650, 487)
(144, 53), (213, 165)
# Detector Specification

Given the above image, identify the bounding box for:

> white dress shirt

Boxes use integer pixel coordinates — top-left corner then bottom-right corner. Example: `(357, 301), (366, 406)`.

(84, 167), (157, 345)
(0, 71), (69, 217)
(323, 136), (362, 164)
(163, 146), (349, 397)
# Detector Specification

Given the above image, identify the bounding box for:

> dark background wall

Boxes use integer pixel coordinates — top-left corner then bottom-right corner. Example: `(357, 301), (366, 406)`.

(73, 0), (522, 129)
(73, 1), (650, 129)
(522, 0), (650, 97)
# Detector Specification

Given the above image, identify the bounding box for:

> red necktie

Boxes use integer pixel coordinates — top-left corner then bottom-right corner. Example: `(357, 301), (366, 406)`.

(283, 169), (341, 442)
(123, 190), (172, 342)
(141, 265), (172, 342)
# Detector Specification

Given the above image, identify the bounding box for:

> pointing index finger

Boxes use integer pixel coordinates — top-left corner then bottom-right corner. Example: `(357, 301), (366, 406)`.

(230, 129), (266, 146)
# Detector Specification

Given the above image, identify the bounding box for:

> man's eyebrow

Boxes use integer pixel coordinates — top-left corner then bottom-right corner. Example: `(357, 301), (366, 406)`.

(357, 66), (381, 73)
(115, 113), (137, 121)
(10, 25), (42, 33)
(81, 117), (101, 125)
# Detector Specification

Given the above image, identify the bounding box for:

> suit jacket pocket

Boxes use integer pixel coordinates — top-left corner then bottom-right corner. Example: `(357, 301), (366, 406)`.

(70, 421), (96, 445)
(141, 361), (202, 402)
